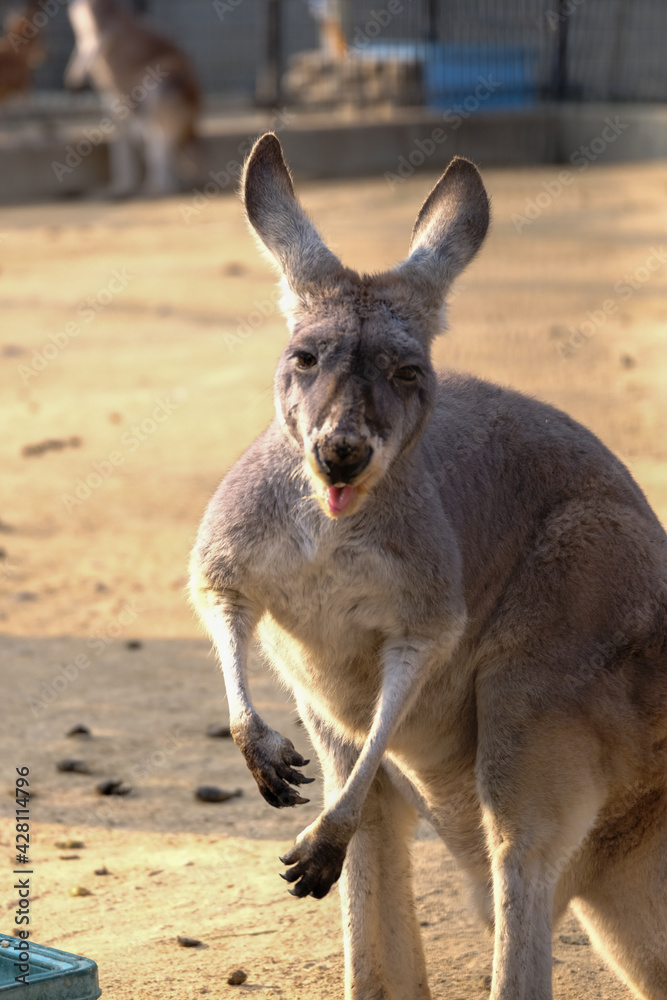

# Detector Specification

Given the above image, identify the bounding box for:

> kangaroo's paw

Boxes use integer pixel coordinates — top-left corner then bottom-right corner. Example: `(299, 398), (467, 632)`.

(232, 716), (314, 808)
(279, 814), (352, 898)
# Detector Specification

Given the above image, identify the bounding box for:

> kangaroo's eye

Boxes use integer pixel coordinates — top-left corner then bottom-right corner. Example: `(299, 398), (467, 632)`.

(394, 365), (420, 382)
(295, 352), (317, 370)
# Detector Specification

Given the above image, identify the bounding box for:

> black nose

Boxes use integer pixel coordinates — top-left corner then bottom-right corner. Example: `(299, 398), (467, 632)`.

(314, 440), (373, 485)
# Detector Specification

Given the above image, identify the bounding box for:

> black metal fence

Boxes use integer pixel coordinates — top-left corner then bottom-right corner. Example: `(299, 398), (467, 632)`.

(3, 0), (667, 107)
(266, 0), (667, 108)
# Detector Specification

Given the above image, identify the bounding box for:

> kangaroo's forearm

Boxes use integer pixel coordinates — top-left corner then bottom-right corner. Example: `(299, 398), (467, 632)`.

(327, 639), (438, 824)
(194, 584), (314, 807)
(196, 586), (258, 726)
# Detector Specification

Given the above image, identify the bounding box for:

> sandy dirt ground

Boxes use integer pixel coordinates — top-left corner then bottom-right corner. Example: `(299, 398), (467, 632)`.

(2, 157), (667, 998)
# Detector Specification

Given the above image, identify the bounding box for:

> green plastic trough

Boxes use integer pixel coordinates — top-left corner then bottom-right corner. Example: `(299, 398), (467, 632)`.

(0, 935), (101, 998)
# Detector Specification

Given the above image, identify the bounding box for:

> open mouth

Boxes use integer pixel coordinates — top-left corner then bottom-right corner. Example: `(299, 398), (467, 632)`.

(326, 484), (358, 515)
(305, 445), (384, 519)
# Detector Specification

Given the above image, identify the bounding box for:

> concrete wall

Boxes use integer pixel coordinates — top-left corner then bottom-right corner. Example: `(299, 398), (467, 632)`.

(2, 104), (667, 205)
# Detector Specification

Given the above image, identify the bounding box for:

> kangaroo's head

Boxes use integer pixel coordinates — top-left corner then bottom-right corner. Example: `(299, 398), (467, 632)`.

(243, 133), (489, 519)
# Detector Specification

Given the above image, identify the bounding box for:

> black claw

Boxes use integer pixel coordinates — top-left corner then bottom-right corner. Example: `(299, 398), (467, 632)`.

(276, 764), (314, 787)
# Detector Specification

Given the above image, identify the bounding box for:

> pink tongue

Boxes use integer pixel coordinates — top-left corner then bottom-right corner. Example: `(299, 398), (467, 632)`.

(327, 485), (357, 514)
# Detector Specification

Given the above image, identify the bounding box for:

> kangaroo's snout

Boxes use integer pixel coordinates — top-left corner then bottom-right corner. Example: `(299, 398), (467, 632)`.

(314, 438), (373, 486)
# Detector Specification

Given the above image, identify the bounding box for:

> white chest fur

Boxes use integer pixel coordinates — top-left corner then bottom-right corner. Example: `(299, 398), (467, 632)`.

(69, 0), (99, 55)
(68, 0), (116, 92)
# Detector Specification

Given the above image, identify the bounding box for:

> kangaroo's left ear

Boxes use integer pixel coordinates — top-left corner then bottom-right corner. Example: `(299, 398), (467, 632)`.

(243, 133), (345, 296)
(396, 157), (490, 302)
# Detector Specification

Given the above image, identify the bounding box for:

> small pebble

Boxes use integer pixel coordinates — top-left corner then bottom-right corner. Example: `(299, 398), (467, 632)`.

(22, 436), (82, 458)
(559, 933), (590, 946)
(96, 779), (132, 796)
(206, 724), (232, 739)
(55, 839), (85, 849)
(69, 886), (92, 897)
(177, 936), (202, 948)
(67, 724), (91, 738)
(126, 640), (142, 650)
(94, 866), (110, 876)
(221, 261), (246, 276)
(227, 970), (247, 986)
(195, 786), (242, 803)
(59, 854), (80, 860)
(56, 760), (90, 774)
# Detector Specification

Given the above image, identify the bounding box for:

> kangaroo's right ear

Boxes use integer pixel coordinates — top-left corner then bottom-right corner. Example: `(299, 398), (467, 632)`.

(397, 157), (490, 302)
(243, 133), (344, 296)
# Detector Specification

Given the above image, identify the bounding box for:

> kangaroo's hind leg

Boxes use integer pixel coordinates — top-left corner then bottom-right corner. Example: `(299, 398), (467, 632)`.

(299, 702), (431, 1000)
(140, 87), (194, 196)
(140, 120), (179, 196)
(572, 789), (667, 1000)
(476, 664), (608, 1000)
(106, 125), (141, 197)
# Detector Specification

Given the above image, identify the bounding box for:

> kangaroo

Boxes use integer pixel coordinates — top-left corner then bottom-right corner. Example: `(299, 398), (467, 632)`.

(0, 3), (47, 104)
(190, 133), (667, 1000)
(65, 0), (201, 196)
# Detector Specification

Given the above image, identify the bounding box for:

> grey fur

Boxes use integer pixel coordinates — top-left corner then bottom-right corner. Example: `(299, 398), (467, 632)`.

(191, 133), (667, 1000)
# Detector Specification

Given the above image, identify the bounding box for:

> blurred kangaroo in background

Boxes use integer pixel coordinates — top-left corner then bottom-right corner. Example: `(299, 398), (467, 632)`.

(190, 133), (667, 1000)
(0, 2), (47, 103)
(65, 0), (200, 196)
